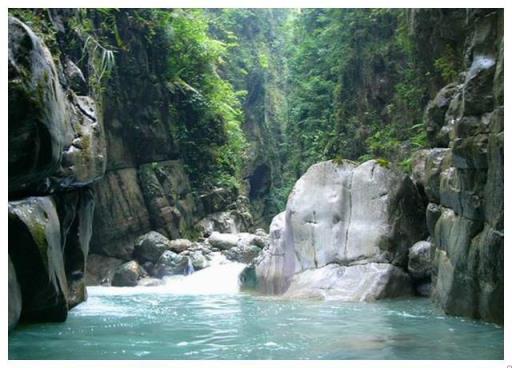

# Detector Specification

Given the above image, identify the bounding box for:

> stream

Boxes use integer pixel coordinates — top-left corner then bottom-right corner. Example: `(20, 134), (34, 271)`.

(9, 260), (503, 360)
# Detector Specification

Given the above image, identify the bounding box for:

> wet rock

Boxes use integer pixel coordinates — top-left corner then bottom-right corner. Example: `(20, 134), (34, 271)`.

(8, 257), (22, 331)
(133, 231), (172, 263)
(8, 196), (69, 322)
(85, 254), (124, 286)
(137, 277), (164, 287)
(408, 241), (432, 280)
(111, 261), (143, 287)
(153, 251), (190, 277)
(188, 251), (209, 270)
(64, 58), (87, 95)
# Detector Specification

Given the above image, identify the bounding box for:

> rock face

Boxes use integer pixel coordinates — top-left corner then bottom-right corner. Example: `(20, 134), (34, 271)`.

(8, 17), (105, 329)
(8, 17), (106, 196)
(85, 254), (124, 286)
(413, 9), (503, 324)
(8, 257), (22, 331)
(242, 160), (426, 300)
(8, 197), (69, 322)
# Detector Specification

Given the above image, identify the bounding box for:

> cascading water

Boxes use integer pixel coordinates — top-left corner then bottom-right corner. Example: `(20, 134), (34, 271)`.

(184, 257), (195, 276)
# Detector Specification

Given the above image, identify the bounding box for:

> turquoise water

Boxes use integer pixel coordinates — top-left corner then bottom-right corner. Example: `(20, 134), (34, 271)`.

(8, 262), (503, 360)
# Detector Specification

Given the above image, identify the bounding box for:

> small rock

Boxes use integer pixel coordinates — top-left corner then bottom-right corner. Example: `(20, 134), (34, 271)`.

(408, 241), (432, 280)
(133, 231), (171, 263)
(154, 250), (190, 277)
(168, 238), (193, 253)
(138, 277), (164, 287)
(111, 261), (143, 287)
(224, 244), (262, 264)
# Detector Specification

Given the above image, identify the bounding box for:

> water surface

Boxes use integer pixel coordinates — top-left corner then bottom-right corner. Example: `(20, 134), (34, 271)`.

(9, 263), (503, 360)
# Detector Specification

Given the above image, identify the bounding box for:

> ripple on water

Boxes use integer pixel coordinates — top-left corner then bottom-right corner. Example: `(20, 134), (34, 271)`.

(8, 279), (504, 360)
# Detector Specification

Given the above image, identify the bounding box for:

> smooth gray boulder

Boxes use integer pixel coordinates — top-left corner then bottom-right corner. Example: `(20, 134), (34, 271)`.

(133, 231), (172, 263)
(8, 257), (22, 331)
(111, 261), (143, 287)
(408, 241), (432, 280)
(243, 160), (425, 299)
(283, 263), (413, 301)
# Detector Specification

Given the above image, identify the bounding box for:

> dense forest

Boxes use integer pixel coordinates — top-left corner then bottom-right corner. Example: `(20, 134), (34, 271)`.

(9, 8), (466, 222)
(8, 8), (503, 361)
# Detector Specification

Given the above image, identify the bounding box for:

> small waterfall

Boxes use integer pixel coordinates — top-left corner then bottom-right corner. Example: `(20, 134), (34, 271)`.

(184, 258), (195, 276)
(161, 253), (246, 295)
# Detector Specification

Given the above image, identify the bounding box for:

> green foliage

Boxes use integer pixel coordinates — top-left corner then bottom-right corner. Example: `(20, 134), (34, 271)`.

(162, 9), (249, 191)
(434, 45), (459, 83)
(285, 9), (432, 183)
(375, 158), (391, 168)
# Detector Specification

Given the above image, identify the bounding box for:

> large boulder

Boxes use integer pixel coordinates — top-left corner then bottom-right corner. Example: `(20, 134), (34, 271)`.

(133, 231), (172, 263)
(111, 261), (144, 287)
(8, 17), (106, 195)
(8, 197), (69, 322)
(8, 257), (22, 331)
(243, 160), (426, 299)
(8, 16), (67, 193)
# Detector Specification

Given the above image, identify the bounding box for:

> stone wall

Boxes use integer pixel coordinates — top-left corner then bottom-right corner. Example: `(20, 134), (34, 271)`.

(412, 9), (503, 324)
(8, 16), (105, 329)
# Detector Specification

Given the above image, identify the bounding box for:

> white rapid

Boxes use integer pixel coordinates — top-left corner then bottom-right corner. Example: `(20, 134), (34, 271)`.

(87, 253), (246, 297)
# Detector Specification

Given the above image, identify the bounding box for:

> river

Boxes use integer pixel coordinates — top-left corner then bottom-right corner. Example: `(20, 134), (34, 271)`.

(9, 259), (503, 360)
